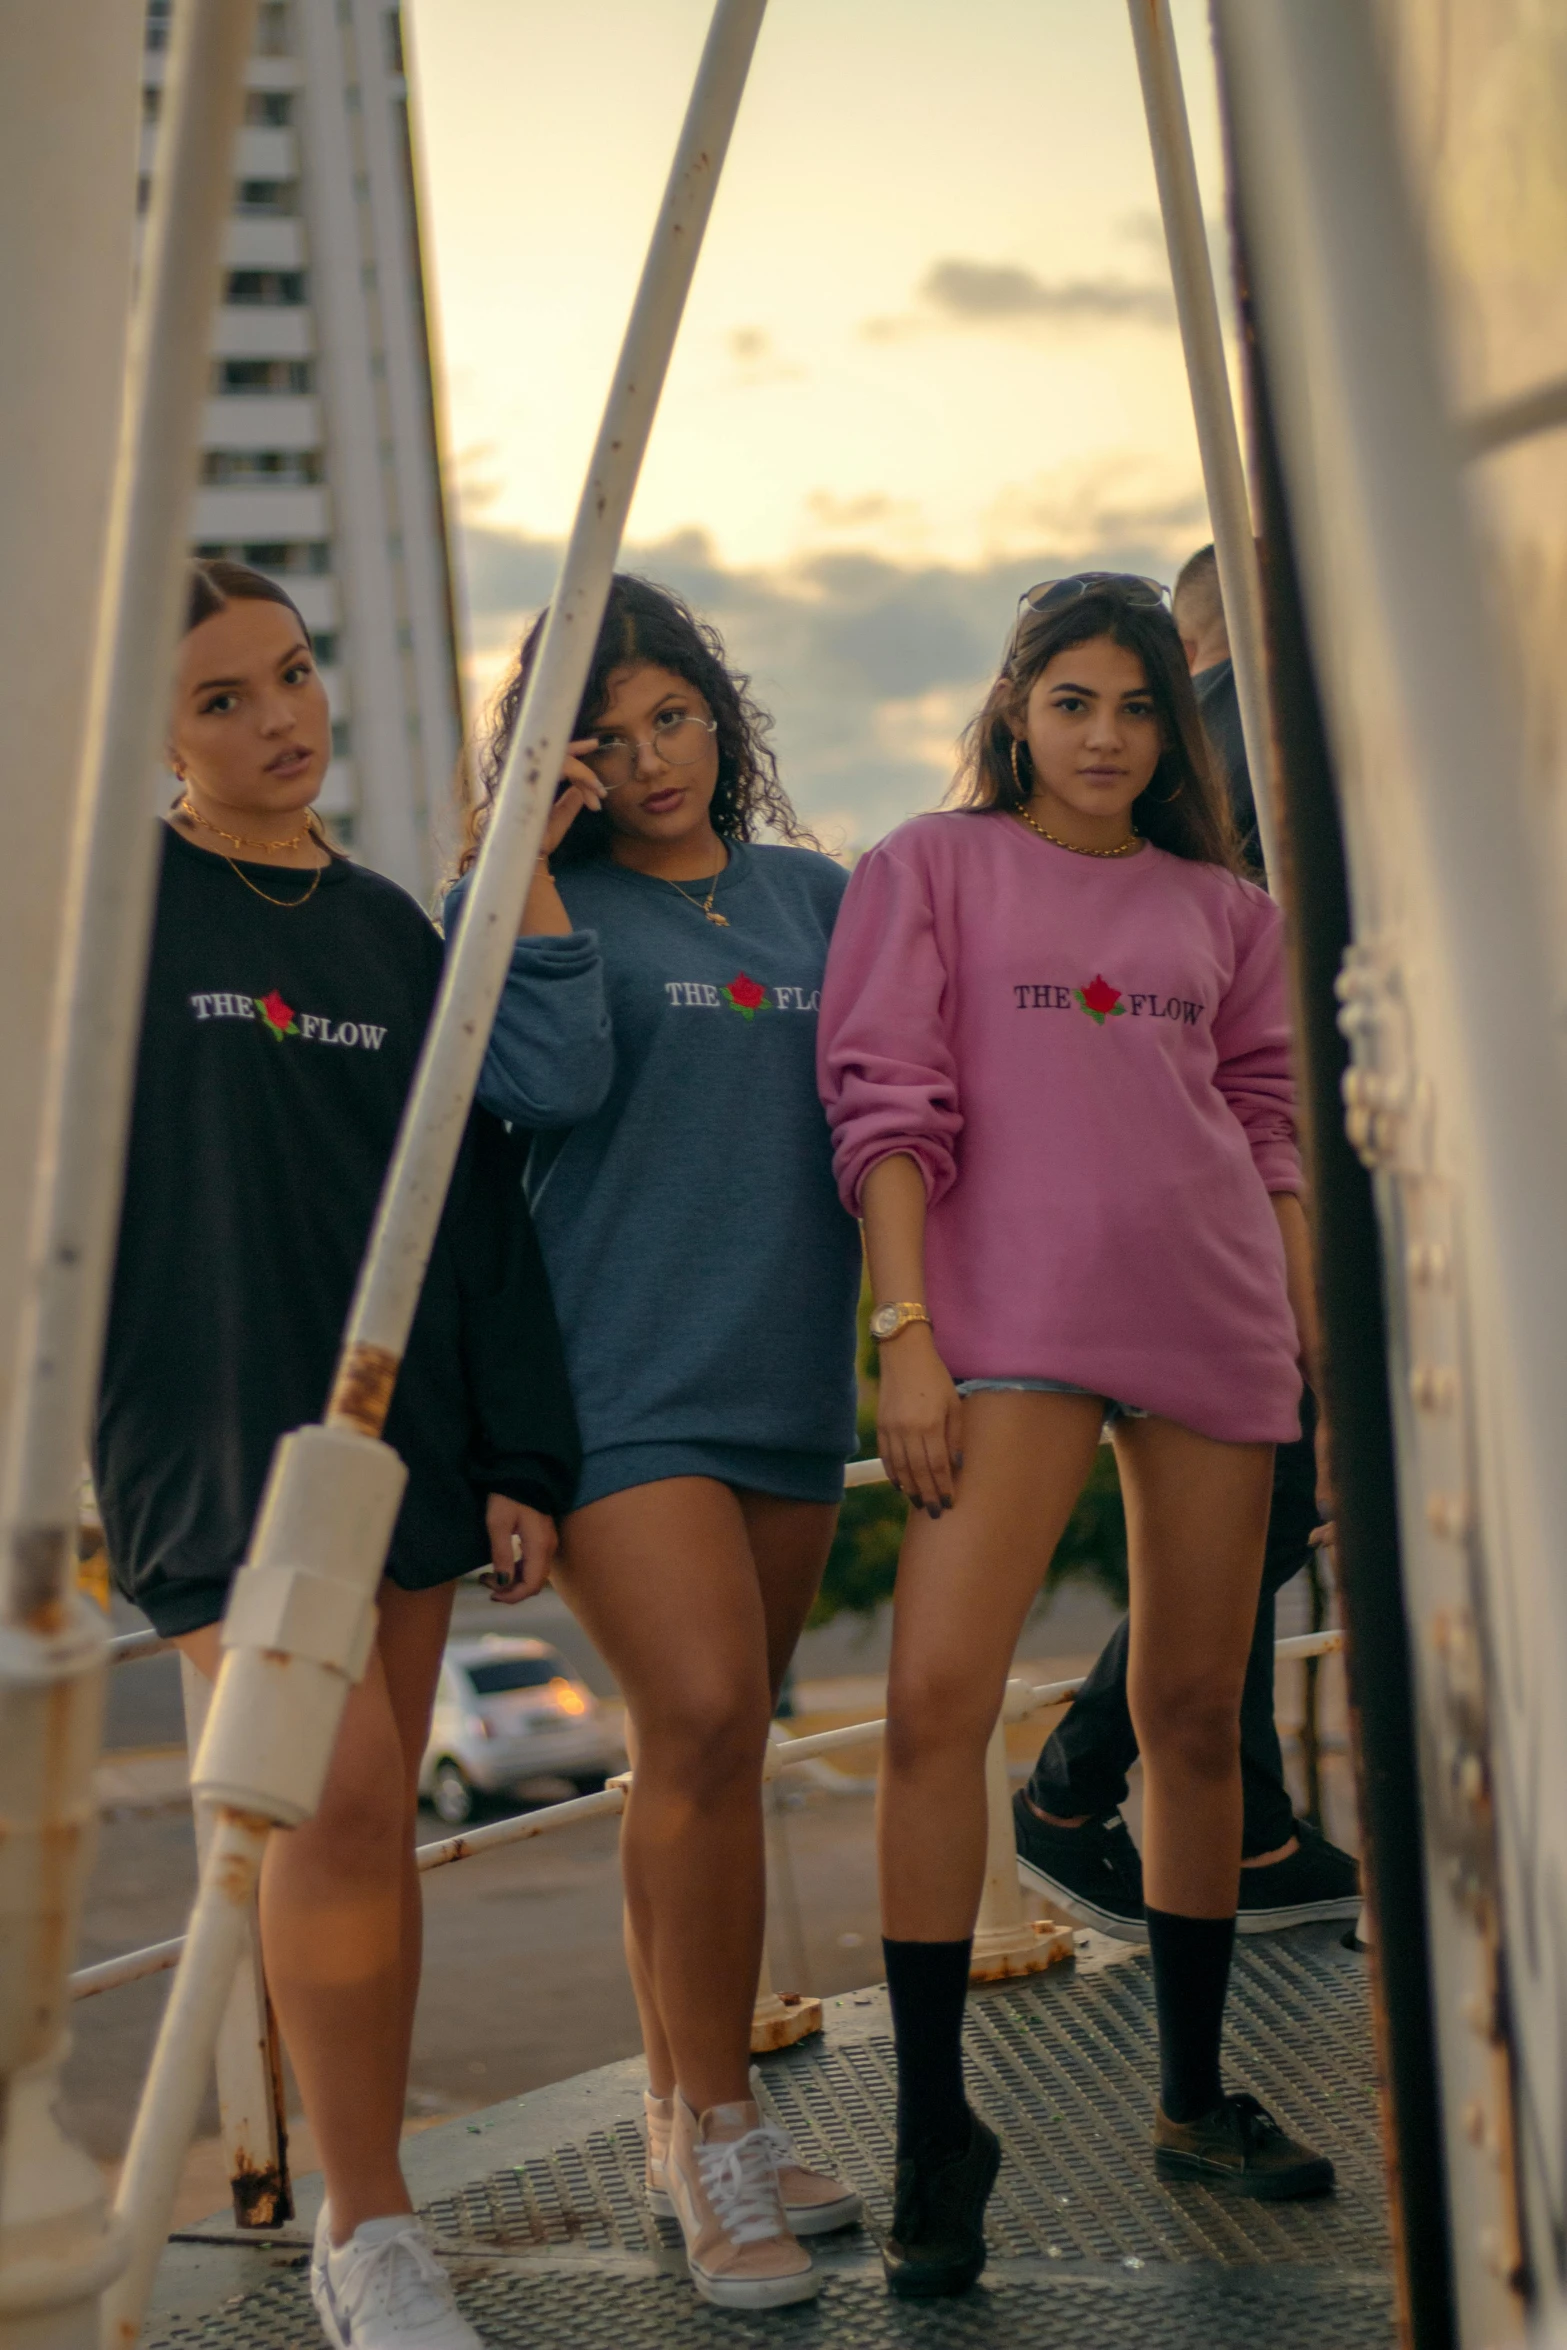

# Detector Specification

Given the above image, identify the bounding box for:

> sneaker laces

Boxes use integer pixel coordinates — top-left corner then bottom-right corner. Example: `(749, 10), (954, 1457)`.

(757, 2119), (804, 2172)
(1228, 2092), (1287, 2149)
(332, 2222), (453, 2330)
(695, 2128), (788, 2245)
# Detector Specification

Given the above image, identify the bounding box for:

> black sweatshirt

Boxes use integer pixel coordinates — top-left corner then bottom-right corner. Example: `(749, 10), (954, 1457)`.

(95, 825), (580, 1637)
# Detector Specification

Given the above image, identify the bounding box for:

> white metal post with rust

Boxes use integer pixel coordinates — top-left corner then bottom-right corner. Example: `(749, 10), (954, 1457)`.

(0, 6), (259, 2347)
(105, 5), (771, 2340)
(177, 1663), (292, 2230)
(1126, 0), (1281, 889)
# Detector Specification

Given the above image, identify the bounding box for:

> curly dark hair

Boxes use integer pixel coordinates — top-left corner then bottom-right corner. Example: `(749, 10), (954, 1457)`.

(459, 573), (809, 873)
(950, 583), (1242, 871)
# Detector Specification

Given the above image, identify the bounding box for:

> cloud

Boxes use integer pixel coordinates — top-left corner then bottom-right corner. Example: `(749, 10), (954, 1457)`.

(457, 508), (1205, 852)
(864, 256), (1174, 342)
(723, 324), (805, 385)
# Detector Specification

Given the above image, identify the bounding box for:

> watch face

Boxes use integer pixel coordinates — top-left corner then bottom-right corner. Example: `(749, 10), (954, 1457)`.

(870, 1306), (902, 1339)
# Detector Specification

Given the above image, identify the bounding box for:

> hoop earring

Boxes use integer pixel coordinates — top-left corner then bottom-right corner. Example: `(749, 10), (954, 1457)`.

(1009, 735), (1028, 799)
(1148, 777), (1184, 805)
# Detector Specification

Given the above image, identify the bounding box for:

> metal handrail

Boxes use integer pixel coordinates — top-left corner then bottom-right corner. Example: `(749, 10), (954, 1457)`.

(72, 1626), (1343, 2000)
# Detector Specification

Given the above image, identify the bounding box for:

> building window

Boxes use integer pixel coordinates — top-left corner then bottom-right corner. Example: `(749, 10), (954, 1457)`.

(201, 450), (324, 485)
(330, 813), (357, 848)
(244, 91), (293, 127)
(256, 3), (292, 58)
(226, 269), (308, 306)
(214, 359), (316, 395)
(313, 632), (339, 668)
(331, 720), (353, 760)
(145, 0), (171, 51)
(236, 180), (297, 216)
(142, 86), (162, 122)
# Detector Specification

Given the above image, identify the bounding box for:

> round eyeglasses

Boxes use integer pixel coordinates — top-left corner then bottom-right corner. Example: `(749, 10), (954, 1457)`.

(1017, 572), (1171, 618)
(582, 709), (718, 791)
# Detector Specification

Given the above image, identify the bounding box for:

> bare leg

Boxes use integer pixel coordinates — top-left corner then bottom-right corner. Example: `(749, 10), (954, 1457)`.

(1112, 1417), (1272, 1916)
(880, 1393), (1105, 1939)
(553, 1480), (834, 2114)
(176, 1578), (453, 2240)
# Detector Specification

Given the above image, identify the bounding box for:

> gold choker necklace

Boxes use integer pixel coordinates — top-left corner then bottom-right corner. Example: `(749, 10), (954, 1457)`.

(1013, 806), (1142, 859)
(178, 795), (320, 855)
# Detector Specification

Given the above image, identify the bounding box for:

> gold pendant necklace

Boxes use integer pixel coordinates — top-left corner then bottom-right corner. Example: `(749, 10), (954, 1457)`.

(664, 851), (729, 925)
(1013, 806), (1142, 859)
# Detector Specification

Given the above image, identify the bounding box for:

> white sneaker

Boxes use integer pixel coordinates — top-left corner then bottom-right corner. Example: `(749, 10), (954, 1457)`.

(310, 2205), (485, 2349)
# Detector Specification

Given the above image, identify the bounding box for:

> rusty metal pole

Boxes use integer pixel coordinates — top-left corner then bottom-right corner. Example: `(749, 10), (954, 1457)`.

(106, 5), (770, 2338)
(0, 5), (258, 2346)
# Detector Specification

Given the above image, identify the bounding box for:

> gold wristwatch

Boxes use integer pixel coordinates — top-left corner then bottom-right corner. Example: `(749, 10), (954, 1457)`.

(869, 1301), (933, 1344)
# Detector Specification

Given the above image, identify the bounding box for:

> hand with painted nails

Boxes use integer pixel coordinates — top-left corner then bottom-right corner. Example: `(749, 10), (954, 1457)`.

(875, 1322), (963, 1518)
(542, 738), (611, 855)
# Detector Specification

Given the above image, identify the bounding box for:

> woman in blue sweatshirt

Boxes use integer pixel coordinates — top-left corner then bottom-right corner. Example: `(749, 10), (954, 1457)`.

(445, 577), (862, 2309)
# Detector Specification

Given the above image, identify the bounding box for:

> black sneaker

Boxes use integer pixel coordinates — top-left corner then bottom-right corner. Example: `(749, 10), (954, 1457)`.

(1154, 2092), (1335, 2200)
(1236, 1818), (1361, 1934)
(881, 2109), (1002, 2300)
(1013, 1791), (1147, 1941)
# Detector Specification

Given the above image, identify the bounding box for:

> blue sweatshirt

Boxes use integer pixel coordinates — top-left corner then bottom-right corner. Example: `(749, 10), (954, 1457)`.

(447, 842), (862, 1508)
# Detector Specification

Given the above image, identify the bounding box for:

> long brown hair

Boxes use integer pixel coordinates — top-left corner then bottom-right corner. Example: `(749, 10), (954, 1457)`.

(950, 583), (1241, 870)
(459, 573), (809, 875)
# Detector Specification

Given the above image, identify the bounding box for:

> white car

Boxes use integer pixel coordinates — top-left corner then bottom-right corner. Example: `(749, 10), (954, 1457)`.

(419, 1636), (623, 1826)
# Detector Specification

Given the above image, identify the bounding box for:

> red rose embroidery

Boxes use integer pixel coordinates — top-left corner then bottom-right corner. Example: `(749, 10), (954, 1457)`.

(722, 972), (770, 1021)
(1073, 974), (1126, 1027)
(257, 989), (299, 1040)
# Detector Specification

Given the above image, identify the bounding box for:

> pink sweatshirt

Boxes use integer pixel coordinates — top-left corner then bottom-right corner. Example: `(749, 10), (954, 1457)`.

(817, 811), (1304, 1444)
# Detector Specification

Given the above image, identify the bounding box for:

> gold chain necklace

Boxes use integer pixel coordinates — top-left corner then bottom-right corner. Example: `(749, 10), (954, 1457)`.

(178, 794), (319, 855)
(1013, 806), (1142, 859)
(662, 849), (730, 926)
(177, 795), (326, 908)
(220, 858), (323, 909)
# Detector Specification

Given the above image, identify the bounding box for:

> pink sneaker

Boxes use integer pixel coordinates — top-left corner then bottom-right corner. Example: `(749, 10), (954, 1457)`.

(644, 2089), (861, 2235)
(663, 2095), (820, 2308)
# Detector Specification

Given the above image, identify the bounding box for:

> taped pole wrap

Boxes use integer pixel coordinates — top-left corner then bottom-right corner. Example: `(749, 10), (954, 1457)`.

(107, 6), (771, 2340)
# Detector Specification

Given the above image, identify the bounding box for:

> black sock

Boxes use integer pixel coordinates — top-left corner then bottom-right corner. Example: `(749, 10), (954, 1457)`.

(883, 1937), (972, 2164)
(1145, 1907), (1236, 2123)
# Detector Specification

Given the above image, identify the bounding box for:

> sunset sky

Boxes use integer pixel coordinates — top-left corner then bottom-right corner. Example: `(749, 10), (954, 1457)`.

(404, 0), (1237, 847)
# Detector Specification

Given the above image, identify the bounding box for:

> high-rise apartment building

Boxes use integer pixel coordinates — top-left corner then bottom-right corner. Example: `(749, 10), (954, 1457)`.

(143, 0), (462, 897)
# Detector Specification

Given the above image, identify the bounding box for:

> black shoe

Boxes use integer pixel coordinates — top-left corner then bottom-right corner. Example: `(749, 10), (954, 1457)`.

(1013, 1791), (1147, 1941)
(1236, 1818), (1361, 1934)
(1154, 2092), (1335, 2200)
(881, 2109), (1002, 2300)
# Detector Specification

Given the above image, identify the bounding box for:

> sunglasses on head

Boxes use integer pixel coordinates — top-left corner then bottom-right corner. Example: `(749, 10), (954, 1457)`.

(1017, 573), (1172, 618)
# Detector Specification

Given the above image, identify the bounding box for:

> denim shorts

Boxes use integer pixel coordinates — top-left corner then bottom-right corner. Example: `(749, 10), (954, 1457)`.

(954, 1376), (1148, 1429)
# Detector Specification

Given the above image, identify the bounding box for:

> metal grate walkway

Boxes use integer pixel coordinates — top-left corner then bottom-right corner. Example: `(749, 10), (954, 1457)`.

(147, 1924), (1394, 2349)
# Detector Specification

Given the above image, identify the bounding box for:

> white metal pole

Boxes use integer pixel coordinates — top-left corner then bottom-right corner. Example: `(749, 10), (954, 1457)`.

(104, 1811), (273, 2349)
(179, 1661), (291, 2230)
(1126, 0), (1282, 889)
(325, 0), (772, 1425)
(0, 5), (256, 2345)
(109, 7), (770, 2337)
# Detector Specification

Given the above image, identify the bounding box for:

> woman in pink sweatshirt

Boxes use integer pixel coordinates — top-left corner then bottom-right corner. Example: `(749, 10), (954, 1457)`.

(817, 574), (1333, 2298)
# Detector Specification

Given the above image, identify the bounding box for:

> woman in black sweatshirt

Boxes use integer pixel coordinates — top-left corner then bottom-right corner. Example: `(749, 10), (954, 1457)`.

(95, 560), (578, 2350)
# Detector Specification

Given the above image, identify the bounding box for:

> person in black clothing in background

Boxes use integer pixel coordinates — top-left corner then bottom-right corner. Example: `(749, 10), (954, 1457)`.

(96, 562), (579, 2350)
(1013, 545), (1359, 1938)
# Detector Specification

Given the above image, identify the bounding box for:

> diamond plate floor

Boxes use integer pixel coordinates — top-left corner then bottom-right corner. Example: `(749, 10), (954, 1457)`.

(148, 1925), (1395, 2349)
